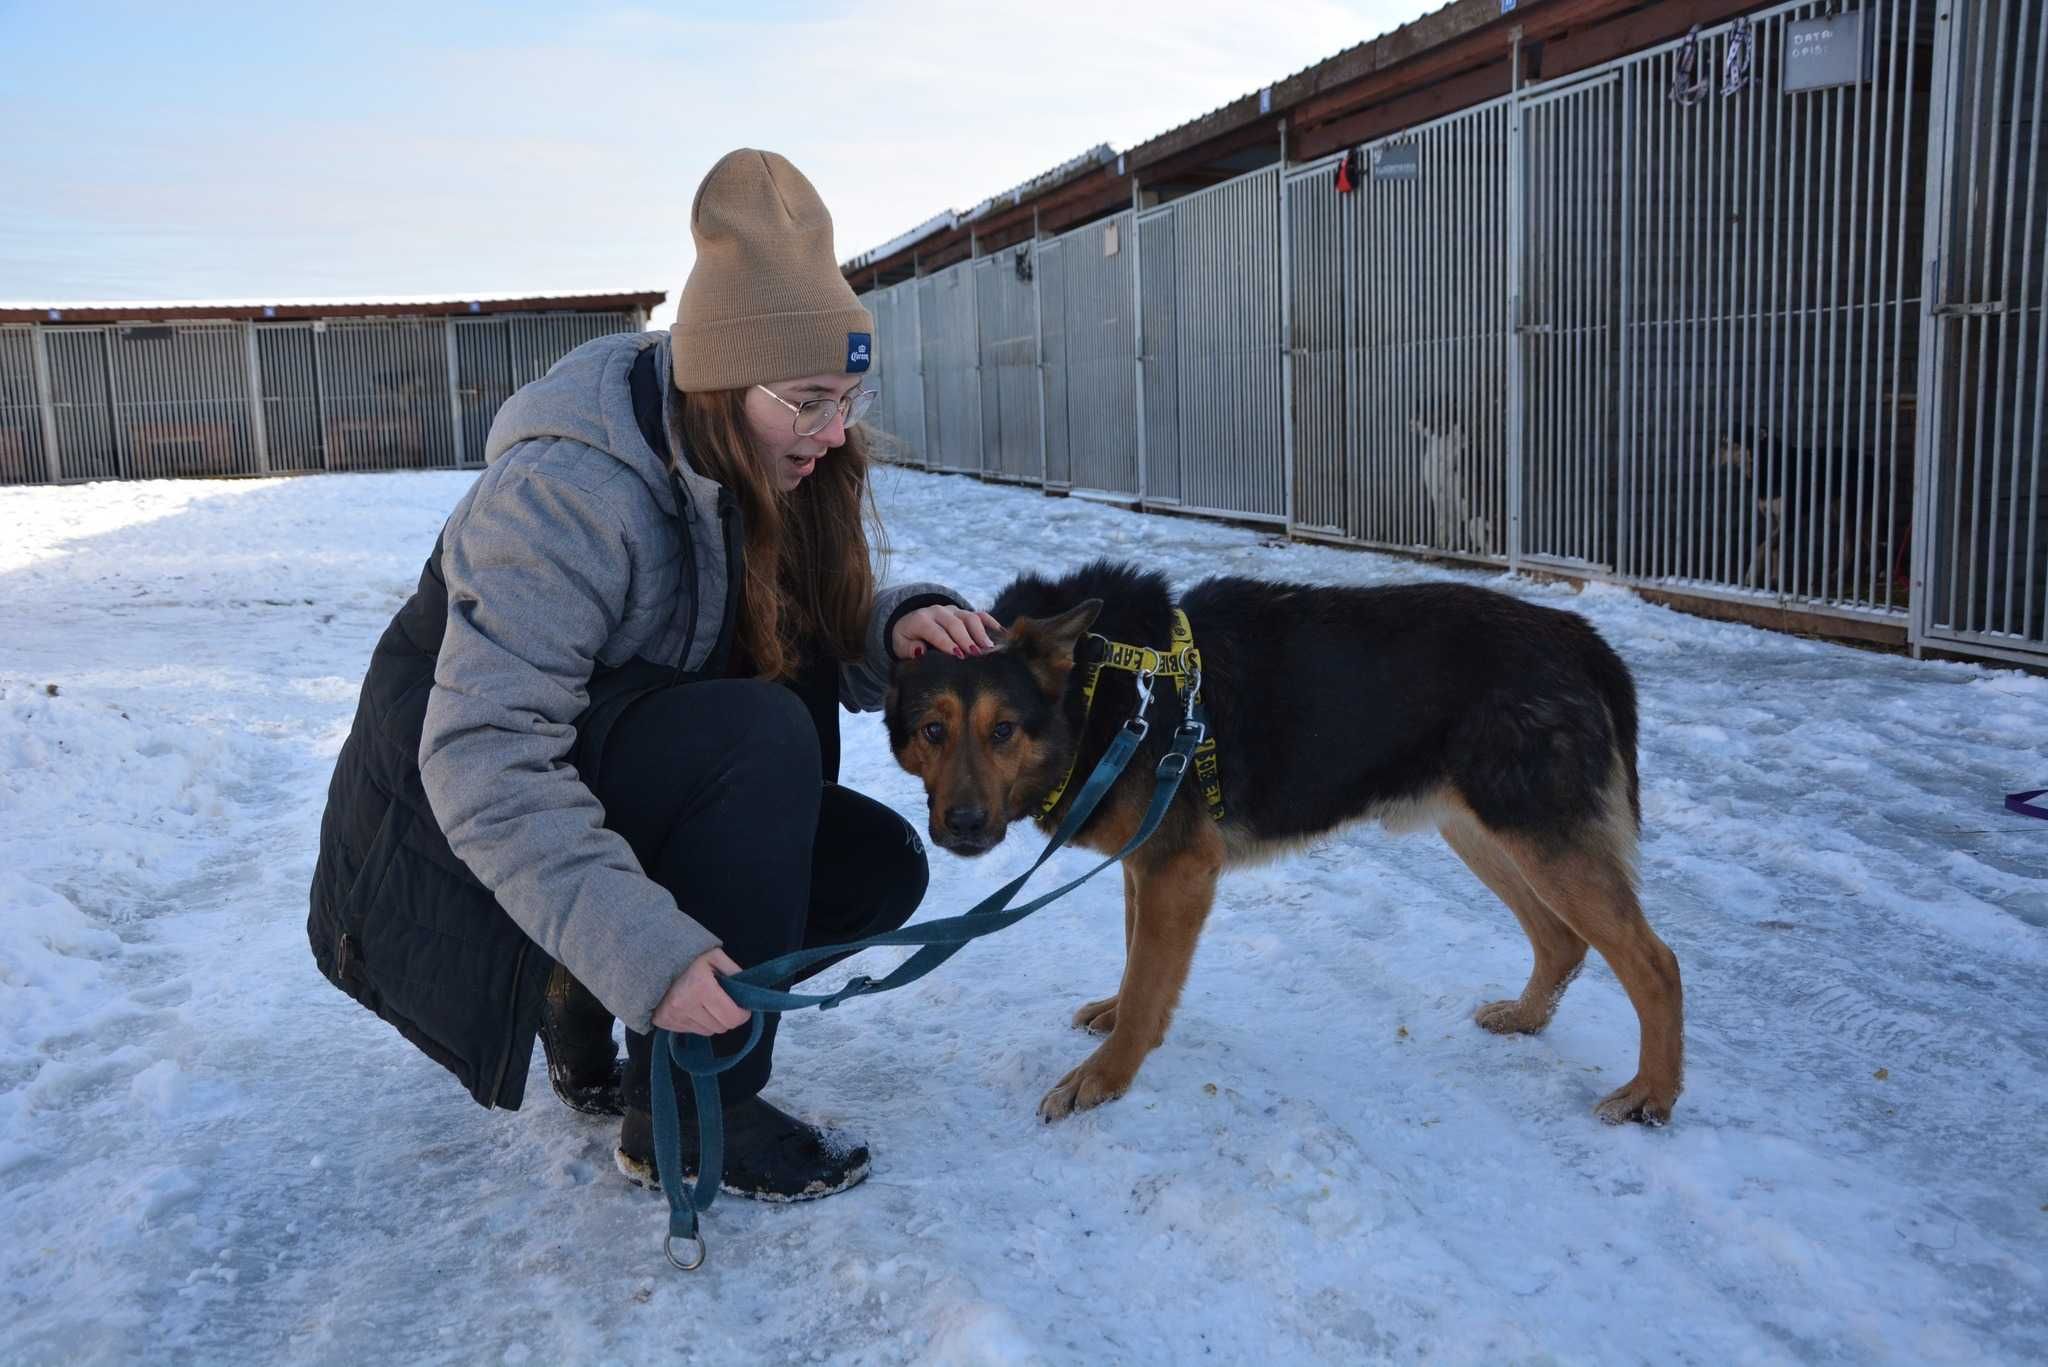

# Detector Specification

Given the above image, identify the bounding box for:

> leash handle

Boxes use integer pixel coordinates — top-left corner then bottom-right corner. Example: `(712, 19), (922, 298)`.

(650, 1013), (761, 1268)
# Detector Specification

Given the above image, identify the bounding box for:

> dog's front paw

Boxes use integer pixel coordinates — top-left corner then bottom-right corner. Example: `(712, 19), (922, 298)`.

(1594, 1076), (1677, 1127)
(1474, 998), (1546, 1034)
(1069, 995), (1119, 1036)
(1037, 1052), (1134, 1121)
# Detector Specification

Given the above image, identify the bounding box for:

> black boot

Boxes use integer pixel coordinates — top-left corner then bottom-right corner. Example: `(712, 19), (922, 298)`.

(616, 1096), (871, 1202)
(538, 965), (624, 1117)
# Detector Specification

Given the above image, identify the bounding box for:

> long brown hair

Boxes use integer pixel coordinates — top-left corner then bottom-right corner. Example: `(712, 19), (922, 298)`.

(678, 388), (884, 681)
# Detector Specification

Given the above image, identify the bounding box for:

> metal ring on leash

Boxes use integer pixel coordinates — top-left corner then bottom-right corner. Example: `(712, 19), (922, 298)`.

(665, 1232), (707, 1272)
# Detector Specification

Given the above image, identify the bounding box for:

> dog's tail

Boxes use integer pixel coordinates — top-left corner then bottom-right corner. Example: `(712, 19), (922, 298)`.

(1583, 632), (1641, 832)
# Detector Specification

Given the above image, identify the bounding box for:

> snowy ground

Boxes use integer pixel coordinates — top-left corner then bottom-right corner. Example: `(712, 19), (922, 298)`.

(2, 465), (2045, 1366)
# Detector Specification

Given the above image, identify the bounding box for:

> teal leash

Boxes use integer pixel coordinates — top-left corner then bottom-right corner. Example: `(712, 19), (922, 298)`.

(650, 706), (1207, 1271)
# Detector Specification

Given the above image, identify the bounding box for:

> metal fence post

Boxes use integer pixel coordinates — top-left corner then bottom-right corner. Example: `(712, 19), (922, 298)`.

(1505, 97), (1526, 574)
(243, 322), (272, 475)
(1032, 207), (1049, 490)
(1131, 181), (1149, 505)
(1278, 120), (1296, 535)
(1614, 69), (1635, 580)
(29, 325), (62, 484)
(310, 320), (330, 471)
(1909, 0), (1963, 658)
(445, 321), (468, 470)
(101, 328), (127, 480)
(969, 258), (985, 474)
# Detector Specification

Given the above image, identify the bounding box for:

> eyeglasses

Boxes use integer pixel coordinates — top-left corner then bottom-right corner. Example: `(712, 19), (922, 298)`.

(754, 383), (878, 438)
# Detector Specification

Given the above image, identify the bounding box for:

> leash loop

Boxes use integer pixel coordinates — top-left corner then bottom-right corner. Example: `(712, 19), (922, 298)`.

(664, 1234), (707, 1272)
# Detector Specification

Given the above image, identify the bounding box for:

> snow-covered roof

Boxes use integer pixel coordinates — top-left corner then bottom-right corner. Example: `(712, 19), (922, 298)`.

(0, 289), (667, 324)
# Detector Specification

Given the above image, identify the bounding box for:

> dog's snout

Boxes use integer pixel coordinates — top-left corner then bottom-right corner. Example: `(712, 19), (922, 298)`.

(943, 805), (988, 838)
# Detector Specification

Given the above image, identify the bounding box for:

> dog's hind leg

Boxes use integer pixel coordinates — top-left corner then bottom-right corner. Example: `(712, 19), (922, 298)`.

(1440, 816), (1588, 1035)
(1494, 819), (1684, 1127)
(1040, 824), (1223, 1121)
(1070, 863), (1138, 1036)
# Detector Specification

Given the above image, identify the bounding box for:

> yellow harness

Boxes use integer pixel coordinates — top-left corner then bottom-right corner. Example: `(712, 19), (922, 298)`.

(1037, 608), (1225, 824)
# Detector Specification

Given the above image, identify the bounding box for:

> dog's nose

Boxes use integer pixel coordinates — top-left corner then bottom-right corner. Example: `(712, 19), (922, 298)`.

(943, 806), (988, 838)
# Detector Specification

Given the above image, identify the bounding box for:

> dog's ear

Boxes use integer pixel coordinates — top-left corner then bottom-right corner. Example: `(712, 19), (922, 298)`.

(1006, 599), (1103, 698)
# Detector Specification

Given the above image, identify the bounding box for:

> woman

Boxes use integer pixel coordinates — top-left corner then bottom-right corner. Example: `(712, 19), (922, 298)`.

(308, 149), (997, 1202)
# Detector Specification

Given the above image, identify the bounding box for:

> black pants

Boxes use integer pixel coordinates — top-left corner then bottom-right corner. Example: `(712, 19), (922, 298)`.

(583, 679), (927, 1107)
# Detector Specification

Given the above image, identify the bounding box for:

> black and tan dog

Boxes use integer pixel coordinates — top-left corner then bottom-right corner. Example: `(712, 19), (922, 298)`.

(885, 560), (1683, 1126)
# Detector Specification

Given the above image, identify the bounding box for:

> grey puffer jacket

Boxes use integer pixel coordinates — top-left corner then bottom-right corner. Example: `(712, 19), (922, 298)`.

(424, 329), (958, 1034)
(310, 329), (957, 1107)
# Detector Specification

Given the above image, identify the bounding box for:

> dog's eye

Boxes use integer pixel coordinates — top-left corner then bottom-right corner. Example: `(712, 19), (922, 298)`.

(920, 721), (945, 745)
(990, 720), (1016, 744)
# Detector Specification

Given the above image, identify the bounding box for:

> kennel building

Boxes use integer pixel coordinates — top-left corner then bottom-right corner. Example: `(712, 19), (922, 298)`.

(847, 0), (2045, 670)
(0, 292), (661, 482)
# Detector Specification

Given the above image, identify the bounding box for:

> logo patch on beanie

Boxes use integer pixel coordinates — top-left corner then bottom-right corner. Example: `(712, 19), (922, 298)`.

(846, 333), (871, 373)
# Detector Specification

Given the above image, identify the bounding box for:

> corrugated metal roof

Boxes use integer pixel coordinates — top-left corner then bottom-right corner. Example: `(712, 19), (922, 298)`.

(0, 289), (666, 324)
(843, 213), (961, 273)
(842, 145), (1119, 270)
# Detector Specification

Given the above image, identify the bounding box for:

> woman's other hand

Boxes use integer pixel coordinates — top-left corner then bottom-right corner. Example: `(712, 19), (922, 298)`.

(892, 605), (1002, 660)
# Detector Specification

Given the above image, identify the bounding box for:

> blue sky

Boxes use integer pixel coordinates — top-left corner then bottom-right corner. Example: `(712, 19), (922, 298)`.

(2, 0), (1433, 323)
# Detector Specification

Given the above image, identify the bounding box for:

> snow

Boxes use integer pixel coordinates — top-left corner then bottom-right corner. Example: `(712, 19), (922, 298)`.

(2, 466), (2045, 1364)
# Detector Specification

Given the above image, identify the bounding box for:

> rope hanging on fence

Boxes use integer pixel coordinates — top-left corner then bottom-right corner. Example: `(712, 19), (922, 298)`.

(1723, 17), (1754, 98)
(1671, 25), (1710, 106)
(1672, 19), (1752, 106)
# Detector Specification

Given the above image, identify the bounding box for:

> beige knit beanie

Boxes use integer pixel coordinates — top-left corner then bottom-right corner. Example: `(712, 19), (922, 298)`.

(671, 149), (874, 393)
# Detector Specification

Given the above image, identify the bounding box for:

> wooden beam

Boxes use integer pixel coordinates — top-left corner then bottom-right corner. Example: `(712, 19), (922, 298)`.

(1135, 119), (1281, 186)
(920, 239), (975, 273)
(1538, 0), (1766, 82)
(1291, 0), (1632, 129)
(1040, 182), (1141, 237)
(1295, 60), (1513, 161)
(1155, 167), (1244, 191)
(1286, 0), (1510, 123)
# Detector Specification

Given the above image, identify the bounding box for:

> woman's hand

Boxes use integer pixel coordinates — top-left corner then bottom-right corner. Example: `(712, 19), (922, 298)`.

(652, 948), (750, 1036)
(892, 604), (1003, 660)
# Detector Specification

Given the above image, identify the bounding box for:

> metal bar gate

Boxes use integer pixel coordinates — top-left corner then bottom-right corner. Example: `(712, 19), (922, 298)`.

(1, 311), (638, 484)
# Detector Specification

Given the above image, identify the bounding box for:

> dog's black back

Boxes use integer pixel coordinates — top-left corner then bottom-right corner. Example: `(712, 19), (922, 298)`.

(992, 559), (1639, 851)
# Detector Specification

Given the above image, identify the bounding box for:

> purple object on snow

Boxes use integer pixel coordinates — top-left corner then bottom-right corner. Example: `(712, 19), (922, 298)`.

(2006, 790), (2048, 820)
